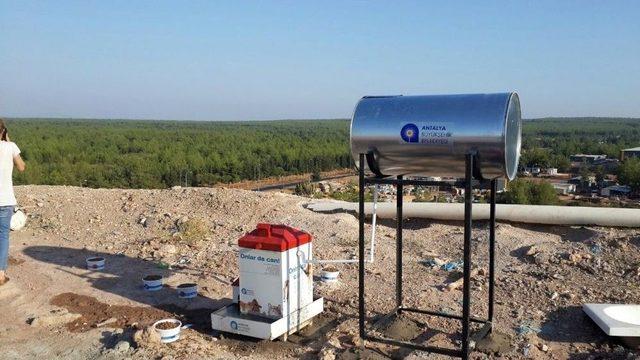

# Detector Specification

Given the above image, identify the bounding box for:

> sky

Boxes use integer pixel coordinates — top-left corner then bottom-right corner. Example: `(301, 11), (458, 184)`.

(1, 1), (639, 120)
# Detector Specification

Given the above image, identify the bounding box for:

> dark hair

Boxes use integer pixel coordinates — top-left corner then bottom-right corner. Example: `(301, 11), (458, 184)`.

(0, 119), (6, 141)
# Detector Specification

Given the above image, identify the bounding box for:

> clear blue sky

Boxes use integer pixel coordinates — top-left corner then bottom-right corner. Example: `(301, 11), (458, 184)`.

(1, 1), (639, 120)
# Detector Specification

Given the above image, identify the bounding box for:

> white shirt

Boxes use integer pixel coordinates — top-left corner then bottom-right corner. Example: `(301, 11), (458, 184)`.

(0, 141), (20, 206)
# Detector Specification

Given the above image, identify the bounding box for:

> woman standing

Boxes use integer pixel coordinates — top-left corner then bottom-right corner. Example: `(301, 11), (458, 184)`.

(0, 119), (25, 286)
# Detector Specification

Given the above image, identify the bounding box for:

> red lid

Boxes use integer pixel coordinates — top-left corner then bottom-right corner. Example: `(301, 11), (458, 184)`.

(238, 223), (312, 252)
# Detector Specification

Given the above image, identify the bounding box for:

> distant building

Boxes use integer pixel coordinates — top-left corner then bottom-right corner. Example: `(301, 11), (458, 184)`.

(592, 158), (620, 172)
(569, 176), (596, 185)
(524, 166), (541, 175)
(601, 185), (632, 197)
(546, 168), (558, 176)
(553, 183), (576, 195)
(620, 147), (640, 161)
(570, 154), (607, 163)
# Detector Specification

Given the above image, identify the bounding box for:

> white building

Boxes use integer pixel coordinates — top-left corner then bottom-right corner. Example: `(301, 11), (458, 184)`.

(601, 185), (631, 197)
(524, 167), (541, 175)
(620, 147), (640, 161)
(553, 183), (576, 195)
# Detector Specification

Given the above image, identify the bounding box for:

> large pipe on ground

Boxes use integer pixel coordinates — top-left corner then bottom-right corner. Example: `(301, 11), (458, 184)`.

(307, 201), (640, 228)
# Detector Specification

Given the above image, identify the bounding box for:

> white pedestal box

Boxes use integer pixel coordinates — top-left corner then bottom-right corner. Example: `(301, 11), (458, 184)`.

(237, 223), (314, 319)
(212, 223), (323, 340)
(211, 297), (324, 340)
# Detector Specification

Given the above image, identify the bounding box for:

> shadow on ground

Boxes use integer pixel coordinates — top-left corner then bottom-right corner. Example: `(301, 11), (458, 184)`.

(510, 224), (600, 243)
(23, 245), (342, 358)
(538, 306), (604, 344)
(23, 246), (230, 334)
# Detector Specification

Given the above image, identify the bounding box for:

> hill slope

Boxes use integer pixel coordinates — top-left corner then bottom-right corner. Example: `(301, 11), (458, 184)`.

(1, 185), (639, 359)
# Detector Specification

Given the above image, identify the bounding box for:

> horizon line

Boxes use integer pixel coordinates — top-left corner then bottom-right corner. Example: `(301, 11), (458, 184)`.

(3, 116), (640, 123)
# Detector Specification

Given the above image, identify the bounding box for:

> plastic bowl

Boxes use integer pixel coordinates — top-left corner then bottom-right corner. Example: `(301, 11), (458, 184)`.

(177, 283), (198, 299)
(320, 268), (340, 282)
(153, 318), (182, 343)
(86, 257), (105, 271)
(142, 275), (163, 291)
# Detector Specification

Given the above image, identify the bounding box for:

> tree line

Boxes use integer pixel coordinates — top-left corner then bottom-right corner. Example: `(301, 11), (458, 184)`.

(5, 117), (640, 190)
(8, 119), (351, 188)
(520, 117), (640, 171)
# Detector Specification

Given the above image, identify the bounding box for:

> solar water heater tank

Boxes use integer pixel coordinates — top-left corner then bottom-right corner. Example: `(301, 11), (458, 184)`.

(350, 92), (522, 180)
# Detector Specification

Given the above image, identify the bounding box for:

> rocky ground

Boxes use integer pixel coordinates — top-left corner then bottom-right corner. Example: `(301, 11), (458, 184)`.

(1, 185), (639, 359)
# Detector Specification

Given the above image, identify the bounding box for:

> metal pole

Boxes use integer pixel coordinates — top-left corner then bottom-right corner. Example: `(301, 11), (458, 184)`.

(358, 154), (366, 339)
(488, 179), (497, 328)
(396, 175), (403, 311)
(462, 153), (474, 360)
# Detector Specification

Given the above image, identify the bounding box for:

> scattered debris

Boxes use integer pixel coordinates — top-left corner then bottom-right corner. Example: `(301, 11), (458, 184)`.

(442, 260), (463, 272)
(113, 340), (131, 353)
(6, 185), (640, 359)
(421, 257), (446, 268)
(134, 326), (162, 348)
(568, 252), (592, 264)
(10, 209), (27, 231)
(29, 310), (82, 327)
(516, 321), (541, 336)
(96, 317), (118, 328)
(525, 244), (540, 256)
(444, 268), (480, 291)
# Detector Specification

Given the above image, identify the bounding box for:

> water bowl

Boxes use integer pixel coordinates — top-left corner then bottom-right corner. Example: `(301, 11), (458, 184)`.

(320, 267), (340, 282)
(86, 257), (105, 271)
(153, 318), (182, 343)
(142, 275), (163, 291)
(177, 283), (198, 299)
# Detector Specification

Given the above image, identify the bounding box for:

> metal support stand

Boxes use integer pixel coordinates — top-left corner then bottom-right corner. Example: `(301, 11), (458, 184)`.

(357, 153), (497, 359)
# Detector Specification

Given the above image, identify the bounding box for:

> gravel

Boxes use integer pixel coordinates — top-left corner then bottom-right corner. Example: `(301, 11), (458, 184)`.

(5, 185), (640, 359)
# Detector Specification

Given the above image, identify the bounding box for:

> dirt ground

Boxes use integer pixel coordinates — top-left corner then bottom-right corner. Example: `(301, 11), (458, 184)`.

(1, 185), (639, 359)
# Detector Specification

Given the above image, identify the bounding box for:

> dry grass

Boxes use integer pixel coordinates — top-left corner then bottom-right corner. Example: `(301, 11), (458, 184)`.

(177, 217), (210, 243)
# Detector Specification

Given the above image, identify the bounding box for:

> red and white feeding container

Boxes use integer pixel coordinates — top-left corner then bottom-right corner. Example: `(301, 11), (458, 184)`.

(237, 223), (314, 319)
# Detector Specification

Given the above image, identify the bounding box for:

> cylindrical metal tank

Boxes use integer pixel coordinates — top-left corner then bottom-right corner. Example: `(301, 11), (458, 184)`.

(350, 92), (521, 180)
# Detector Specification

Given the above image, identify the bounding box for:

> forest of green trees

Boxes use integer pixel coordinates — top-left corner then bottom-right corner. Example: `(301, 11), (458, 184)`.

(8, 119), (350, 188)
(519, 117), (640, 171)
(5, 117), (640, 190)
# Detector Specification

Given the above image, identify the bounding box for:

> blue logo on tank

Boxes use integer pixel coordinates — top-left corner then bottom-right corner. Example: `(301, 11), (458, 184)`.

(401, 123), (419, 143)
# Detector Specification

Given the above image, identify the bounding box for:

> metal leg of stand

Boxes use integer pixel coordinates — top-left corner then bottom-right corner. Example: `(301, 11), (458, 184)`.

(462, 153), (474, 360)
(488, 179), (496, 329)
(358, 153), (366, 339)
(396, 175), (403, 311)
(356, 152), (496, 359)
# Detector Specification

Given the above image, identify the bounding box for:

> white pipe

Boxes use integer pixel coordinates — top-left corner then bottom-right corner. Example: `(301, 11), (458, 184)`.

(306, 201), (640, 228)
(307, 185), (379, 264)
(369, 184), (377, 263)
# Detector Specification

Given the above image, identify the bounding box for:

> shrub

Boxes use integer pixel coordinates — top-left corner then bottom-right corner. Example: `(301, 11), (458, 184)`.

(618, 157), (640, 192)
(502, 179), (558, 205)
(329, 182), (373, 202)
(294, 182), (316, 196)
(177, 218), (209, 243)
